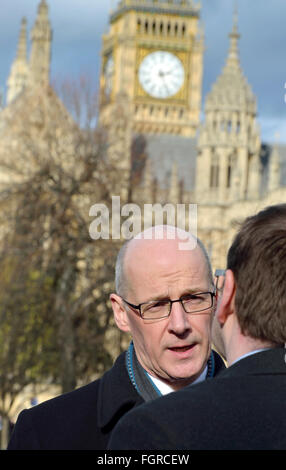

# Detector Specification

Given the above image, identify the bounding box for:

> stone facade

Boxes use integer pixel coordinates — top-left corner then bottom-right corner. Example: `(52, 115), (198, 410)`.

(99, 0), (286, 271)
(1, 0), (286, 427)
(3, 0), (286, 273)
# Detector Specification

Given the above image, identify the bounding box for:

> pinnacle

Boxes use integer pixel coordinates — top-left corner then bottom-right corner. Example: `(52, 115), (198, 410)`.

(16, 17), (28, 61)
(205, 12), (255, 113)
(37, 0), (49, 18)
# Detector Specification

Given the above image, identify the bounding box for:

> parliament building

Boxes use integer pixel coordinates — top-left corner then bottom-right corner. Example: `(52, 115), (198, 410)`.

(2, 0), (286, 270)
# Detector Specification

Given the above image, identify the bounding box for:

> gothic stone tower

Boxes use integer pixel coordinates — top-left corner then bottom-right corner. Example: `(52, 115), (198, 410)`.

(196, 13), (261, 205)
(193, 12), (286, 271)
(99, 0), (204, 137)
(6, 0), (52, 105)
(29, 0), (52, 87)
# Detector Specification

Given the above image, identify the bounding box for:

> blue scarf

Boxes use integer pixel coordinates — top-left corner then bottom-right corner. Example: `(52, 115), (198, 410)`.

(126, 341), (215, 401)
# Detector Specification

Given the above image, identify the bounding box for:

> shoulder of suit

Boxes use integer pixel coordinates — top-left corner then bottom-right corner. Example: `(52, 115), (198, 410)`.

(21, 350), (128, 416)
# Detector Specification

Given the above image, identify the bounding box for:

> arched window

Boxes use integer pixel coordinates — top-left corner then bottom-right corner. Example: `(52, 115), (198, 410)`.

(137, 19), (141, 33)
(227, 153), (237, 188)
(145, 20), (149, 33)
(210, 152), (220, 188)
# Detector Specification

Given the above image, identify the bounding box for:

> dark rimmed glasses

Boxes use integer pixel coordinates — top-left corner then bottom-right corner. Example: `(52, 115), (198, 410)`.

(121, 291), (216, 320)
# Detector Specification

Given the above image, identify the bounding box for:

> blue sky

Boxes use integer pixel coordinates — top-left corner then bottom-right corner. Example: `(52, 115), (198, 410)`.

(1, 0), (286, 143)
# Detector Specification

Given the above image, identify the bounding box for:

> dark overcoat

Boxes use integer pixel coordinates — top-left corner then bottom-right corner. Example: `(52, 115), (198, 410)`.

(109, 348), (286, 450)
(7, 352), (144, 450)
(7, 349), (225, 450)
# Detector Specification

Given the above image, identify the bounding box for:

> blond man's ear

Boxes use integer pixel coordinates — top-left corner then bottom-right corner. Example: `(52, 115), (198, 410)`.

(110, 293), (131, 333)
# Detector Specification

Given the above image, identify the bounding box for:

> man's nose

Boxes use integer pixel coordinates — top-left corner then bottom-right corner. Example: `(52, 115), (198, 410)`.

(167, 300), (191, 336)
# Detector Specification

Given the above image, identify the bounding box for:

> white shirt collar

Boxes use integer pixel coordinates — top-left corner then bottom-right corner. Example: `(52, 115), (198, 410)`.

(147, 365), (208, 396)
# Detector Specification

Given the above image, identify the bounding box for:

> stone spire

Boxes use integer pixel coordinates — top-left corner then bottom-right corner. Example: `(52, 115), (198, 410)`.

(196, 9), (261, 204)
(226, 5), (240, 69)
(204, 9), (256, 118)
(6, 18), (29, 104)
(29, 0), (52, 87)
(17, 17), (28, 62)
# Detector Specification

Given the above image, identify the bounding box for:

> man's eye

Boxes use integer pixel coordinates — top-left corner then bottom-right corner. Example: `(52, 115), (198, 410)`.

(146, 301), (168, 311)
(183, 294), (204, 303)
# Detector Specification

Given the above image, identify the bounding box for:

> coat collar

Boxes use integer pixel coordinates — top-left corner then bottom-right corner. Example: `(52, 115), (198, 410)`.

(97, 348), (226, 429)
(97, 351), (144, 429)
(219, 347), (286, 378)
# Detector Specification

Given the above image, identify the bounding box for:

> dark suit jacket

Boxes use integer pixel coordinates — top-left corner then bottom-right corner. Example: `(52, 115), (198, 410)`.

(109, 348), (286, 450)
(7, 352), (144, 450)
(7, 348), (224, 450)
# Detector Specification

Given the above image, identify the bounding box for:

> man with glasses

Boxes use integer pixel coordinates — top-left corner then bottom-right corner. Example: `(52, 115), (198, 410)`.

(8, 225), (225, 450)
(109, 206), (286, 450)
(110, 225), (224, 398)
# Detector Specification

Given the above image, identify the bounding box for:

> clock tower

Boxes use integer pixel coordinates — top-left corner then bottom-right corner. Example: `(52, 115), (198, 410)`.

(99, 0), (204, 137)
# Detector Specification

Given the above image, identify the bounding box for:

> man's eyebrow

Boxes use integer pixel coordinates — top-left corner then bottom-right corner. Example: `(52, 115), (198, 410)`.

(144, 293), (170, 302)
(179, 288), (210, 296)
(144, 288), (210, 302)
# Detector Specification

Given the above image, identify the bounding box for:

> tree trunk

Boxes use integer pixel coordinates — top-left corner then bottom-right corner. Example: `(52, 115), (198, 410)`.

(59, 305), (77, 393)
(55, 265), (77, 393)
(1, 415), (10, 450)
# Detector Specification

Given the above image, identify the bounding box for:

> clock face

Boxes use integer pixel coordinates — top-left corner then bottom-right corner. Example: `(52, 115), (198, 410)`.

(104, 55), (114, 95)
(138, 51), (185, 99)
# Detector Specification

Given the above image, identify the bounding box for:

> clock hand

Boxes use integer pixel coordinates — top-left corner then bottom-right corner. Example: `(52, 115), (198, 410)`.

(158, 69), (176, 79)
(160, 76), (171, 94)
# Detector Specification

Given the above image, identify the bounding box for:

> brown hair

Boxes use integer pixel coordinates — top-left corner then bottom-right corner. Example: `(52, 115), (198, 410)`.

(227, 204), (286, 344)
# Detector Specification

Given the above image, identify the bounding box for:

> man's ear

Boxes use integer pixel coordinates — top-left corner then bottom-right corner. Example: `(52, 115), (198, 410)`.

(211, 315), (226, 360)
(216, 269), (236, 326)
(110, 293), (131, 333)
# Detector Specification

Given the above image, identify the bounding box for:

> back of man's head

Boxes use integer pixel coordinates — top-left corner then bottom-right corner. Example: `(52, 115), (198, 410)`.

(227, 204), (286, 345)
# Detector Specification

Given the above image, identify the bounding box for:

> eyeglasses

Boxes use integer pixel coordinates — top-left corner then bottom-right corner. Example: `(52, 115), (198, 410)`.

(121, 292), (215, 320)
(214, 269), (225, 293)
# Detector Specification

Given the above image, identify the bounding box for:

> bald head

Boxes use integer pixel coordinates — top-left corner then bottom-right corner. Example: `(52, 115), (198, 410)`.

(115, 225), (213, 298)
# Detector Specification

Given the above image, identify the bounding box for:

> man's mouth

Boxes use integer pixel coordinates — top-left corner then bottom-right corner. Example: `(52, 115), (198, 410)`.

(168, 344), (196, 353)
